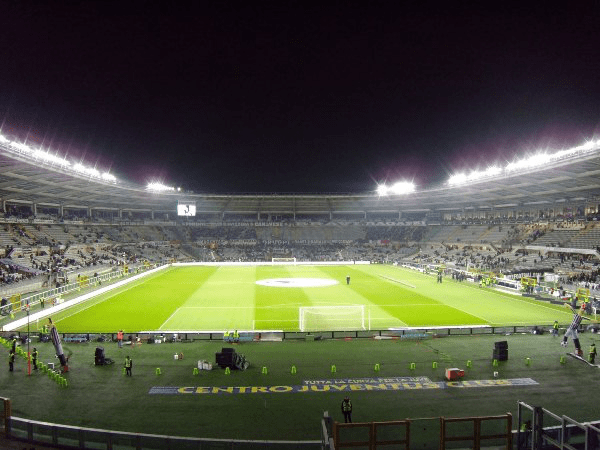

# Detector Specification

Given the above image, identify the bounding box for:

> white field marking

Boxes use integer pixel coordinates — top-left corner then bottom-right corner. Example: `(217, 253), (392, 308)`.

(52, 278), (154, 326)
(370, 317), (410, 327)
(177, 303), (371, 310)
(388, 324), (491, 330)
(365, 303), (438, 307)
(442, 305), (490, 324)
(379, 275), (416, 288)
(256, 278), (339, 288)
(158, 307), (182, 330)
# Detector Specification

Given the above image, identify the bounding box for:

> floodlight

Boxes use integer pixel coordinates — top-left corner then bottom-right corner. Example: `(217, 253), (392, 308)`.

(448, 173), (467, 186)
(146, 182), (175, 192)
(390, 181), (415, 195)
(0, 134), (8, 143)
(484, 166), (501, 177)
(101, 172), (116, 182)
(376, 184), (389, 196)
(11, 142), (32, 153)
(31, 149), (70, 167)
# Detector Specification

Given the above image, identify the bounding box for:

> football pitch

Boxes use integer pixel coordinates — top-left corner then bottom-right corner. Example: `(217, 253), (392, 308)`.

(47, 264), (574, 333)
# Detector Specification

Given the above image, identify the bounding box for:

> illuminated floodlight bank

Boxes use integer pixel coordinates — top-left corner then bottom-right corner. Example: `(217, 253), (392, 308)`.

(376, 181), (416, 196)
(147, 182), (175, 192)
(448, 139), (600, 186)
(0, 133), (116, 183)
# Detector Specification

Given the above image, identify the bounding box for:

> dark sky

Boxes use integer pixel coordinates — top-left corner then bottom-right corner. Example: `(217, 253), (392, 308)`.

(1, 2), (599, 193)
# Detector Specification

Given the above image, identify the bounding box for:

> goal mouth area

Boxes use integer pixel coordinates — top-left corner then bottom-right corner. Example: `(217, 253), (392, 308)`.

(299, 305), (366, 332)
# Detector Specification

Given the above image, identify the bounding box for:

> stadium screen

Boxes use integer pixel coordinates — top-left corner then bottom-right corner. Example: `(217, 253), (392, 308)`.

(177, 201), (196, 217)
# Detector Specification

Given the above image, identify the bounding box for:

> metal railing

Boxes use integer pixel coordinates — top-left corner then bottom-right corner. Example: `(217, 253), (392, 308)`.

(2, 324), (559, 344)
(6, 416), (322, 450)
(517, 401), (600, 450)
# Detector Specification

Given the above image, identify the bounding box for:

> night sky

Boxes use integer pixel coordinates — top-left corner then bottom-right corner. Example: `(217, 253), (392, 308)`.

(1, 2), (599, 193)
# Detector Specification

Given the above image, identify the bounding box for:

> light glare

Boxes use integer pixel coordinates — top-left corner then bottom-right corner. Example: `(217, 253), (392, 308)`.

(448, 139), (600, 185)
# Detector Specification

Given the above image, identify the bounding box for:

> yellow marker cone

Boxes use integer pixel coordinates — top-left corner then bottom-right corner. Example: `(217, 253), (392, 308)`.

(466, 360), (472, 368)
(330, 364), (336, 373)
(432, 361), (438, 369)
(374, 363), (380, 372)
(290, 365), (297, 374)
(560, 356), (566, 364)
(261, 366), (268, 375)
(193, 368), (199, 375)
(224, 367), (231, 375)
(525, 357), (531, 366)
(155, 368), (161, 375)
(492, 359), (498, 367)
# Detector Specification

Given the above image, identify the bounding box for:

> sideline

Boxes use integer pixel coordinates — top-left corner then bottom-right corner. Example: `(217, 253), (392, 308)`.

(2, 265), (169, 331)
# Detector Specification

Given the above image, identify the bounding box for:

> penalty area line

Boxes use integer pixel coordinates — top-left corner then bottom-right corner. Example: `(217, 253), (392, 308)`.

(158, 307), (182, 330)
(379, 275), (416, 288)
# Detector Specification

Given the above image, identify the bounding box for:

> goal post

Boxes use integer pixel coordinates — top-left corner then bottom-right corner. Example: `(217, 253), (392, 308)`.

(299, 305), (366, 332)
(272, 257), (296, 265)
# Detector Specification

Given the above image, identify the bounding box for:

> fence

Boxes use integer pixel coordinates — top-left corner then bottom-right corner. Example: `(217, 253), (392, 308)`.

(322, 410), (514, 450)
(440, 413), (512, 449)
(333, 419), (410, 449)
(516, 401), (600, 450)
(2, 324), (559, 344)
(4, 401), (600, 449)
(6, 415), (322, 450)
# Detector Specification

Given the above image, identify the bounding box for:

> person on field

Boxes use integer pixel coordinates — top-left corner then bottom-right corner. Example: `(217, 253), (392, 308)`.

(346, 275), (350, 285)
(124, 356), (133, 376)
(341, 396), (353, 423)
(8, 351), (15, 372)
(31, 347), (39, 370)
(589, 343), (597, 364)
(552, 320), (559, 336)
(561, 302), (590, 357)
(117, 330), (124, 348)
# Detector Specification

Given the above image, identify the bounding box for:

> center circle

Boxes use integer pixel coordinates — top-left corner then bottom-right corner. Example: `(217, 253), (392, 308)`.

(256, 278), (340, 288)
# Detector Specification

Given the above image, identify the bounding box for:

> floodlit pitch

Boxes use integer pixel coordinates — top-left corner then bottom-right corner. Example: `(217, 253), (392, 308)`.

(47, 264), (574, 333)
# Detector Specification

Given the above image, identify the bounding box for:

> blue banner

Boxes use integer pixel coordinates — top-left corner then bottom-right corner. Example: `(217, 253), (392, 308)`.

(149, 378), (538, 395)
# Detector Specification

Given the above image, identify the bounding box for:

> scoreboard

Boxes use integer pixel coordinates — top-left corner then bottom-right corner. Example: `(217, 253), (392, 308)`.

(177, 200), (196, 217)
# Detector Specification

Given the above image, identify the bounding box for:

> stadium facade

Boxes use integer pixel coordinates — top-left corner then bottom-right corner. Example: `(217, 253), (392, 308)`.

(1, 137), (600, 223)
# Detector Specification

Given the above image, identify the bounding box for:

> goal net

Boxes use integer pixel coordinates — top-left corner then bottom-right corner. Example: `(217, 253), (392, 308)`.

(272, 257), (296, 264)
(299, 305), (366, 332)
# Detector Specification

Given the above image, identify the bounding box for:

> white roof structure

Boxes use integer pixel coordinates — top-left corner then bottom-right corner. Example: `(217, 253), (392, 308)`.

(1, 138), (600, 216)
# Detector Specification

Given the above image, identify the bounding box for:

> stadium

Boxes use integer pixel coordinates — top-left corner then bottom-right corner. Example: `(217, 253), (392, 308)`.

(1, 134), (600, 449)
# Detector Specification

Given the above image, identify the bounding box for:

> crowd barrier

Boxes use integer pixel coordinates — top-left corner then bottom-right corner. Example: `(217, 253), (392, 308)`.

(2, 324), (558, 344)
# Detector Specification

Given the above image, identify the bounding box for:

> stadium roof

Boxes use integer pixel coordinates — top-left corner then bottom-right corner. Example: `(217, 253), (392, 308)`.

(1, 141), (599, 216)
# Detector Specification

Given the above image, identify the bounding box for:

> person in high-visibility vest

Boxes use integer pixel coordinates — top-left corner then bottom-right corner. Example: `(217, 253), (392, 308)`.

(589, 343), (597, 364)
(31, 348), (39, 370)
(233, 330), (240, 343)
(341, 397), (353, 423)
(224, 331), (231, 342)
(124, 356), (133, 376)
(552, 321), (559, 336)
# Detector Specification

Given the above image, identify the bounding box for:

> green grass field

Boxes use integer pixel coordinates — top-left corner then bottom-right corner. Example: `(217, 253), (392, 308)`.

(47, 264), (574, 333)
